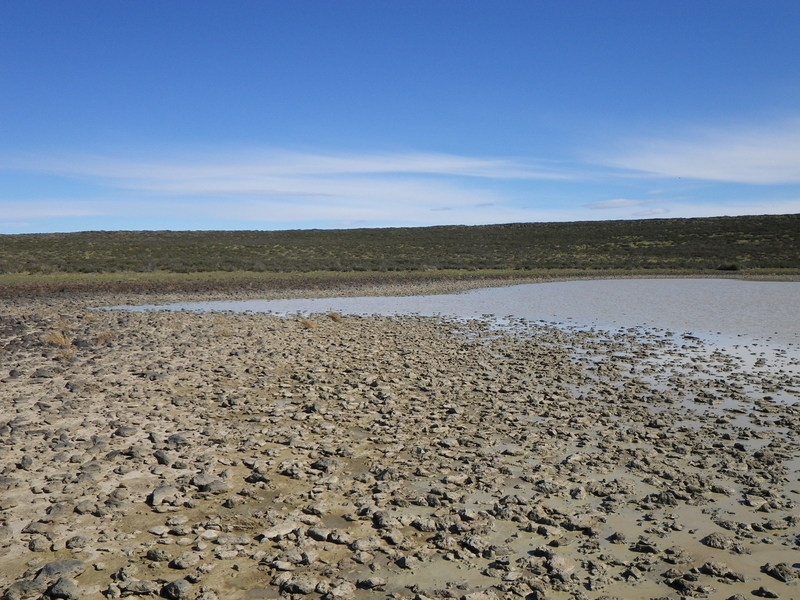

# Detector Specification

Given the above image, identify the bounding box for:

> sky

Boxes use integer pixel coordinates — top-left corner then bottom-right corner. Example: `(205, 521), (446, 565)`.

(1, 1), (799, 234)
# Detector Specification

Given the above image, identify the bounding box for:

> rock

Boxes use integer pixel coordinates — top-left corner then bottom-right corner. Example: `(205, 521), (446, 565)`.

(307, 528), (331, 541)
(259, 519), (300, 540)
(191, 473), (229, 494)
(326, 581), (356, 599)
(161, 579), (192, 600)
(113, 426), (138, 438)
(148, 485), (181, 507)
(166, 434), (190, 447)
(310, 457), (340, 473)
(280, 575), (320, 595)
(700, 532), (734, 550)
(3, 580), (47, 600)
(630, 538), (659, 554)
(154, 450), (176, 466)
(0, 477), (20, 491)
(762, 562), (796, 583)
(34, 561), (86, 584)
(356, 577), (386, 590)
(608, 531), (626, 544)
(65, 536), (87, 550)
(146, 548), (171, 562)
(28, 536), (50, 552)
(462, 592), (499, 600)
(397, 555), (421, 569)
(45, 578), (79, 600)
(169, 552), (201, 570)
(120, 580), (161, 595)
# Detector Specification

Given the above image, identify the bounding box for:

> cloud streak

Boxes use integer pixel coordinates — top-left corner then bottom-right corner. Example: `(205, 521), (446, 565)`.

(585, 198), (660, 210)
(2, 132), (799, 233)
(601, 119), (800, 184)
(0, 149), (588, 229)
(6, 149), (572, 189)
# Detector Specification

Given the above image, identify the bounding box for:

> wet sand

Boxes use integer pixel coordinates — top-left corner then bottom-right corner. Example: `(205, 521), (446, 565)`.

(1, 290), (798, 600)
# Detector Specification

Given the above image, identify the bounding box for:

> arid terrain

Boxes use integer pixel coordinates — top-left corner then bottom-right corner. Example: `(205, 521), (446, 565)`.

(1, 289), (799, 600)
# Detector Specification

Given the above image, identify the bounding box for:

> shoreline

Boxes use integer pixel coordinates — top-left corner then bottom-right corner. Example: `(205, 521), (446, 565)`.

(2, 269), (799, 305)
(1, 291), (799, 599)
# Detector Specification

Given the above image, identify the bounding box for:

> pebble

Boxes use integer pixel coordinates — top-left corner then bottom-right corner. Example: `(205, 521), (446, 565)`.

(1, 296), (798, 600)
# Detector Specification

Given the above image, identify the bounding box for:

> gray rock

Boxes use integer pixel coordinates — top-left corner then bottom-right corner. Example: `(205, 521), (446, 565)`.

(148, 485), (181, 507)
(146, 548), (171, 562)
(280, 575), (320, 595)
(701, 532), (734, 550)
(154, 450), (176, 466)
(169, 552), (200, 570)
(121, 580), (161, 595)
(161, 579), (192, 600)
(259, 519), (300, 540)
(28, 536), (50, 552)
(763, 562), (796, 583)
(3, 580), (47, 600)
(326, 581), (356, 599)
(190, 473), (229, 494)
(356, 577), (386, 590)
(65, 536), (87, 550)
(45, 578), (79, 600)
(34, 561), (86, 584)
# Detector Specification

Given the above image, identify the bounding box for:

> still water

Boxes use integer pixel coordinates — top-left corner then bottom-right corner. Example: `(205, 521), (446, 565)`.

(111, 278), (800, 346)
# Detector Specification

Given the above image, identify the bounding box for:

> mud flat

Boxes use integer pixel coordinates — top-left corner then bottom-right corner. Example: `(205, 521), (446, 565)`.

(1, 290), (799, 600)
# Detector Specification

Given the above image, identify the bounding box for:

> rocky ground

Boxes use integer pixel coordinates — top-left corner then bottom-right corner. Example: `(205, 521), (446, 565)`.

(1, 292), (799, 600)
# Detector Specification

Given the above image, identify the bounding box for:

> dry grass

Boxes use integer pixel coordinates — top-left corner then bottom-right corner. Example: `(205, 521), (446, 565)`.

(95, 330), (118, 345)
(44, 330), (72, 347)
(328, 312), (343, 322)
(55, 347), (77, 363)
(298, 317), (318, 329)
(213, 314), (235, 337)
(228, 514), (262, 532)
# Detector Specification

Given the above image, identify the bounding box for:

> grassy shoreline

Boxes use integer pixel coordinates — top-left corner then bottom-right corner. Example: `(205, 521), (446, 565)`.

(2, 267), (799, 302)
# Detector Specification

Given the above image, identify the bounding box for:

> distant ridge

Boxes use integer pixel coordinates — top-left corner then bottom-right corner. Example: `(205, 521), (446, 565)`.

(2, 213), (798, 273)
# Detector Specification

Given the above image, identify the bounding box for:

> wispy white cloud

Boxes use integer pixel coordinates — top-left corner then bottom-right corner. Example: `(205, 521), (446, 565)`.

(0, 149), (580, 226)
(641, 198), (800, 219)
(0, 200), (108, 219)
(5, 149), (572, 188)
(585, 198), (659, 210)
(0, 221), (34, 229)
(599, 118), (800, 184)
(634, 207), (670, 217)
(2, 139), (798, 233)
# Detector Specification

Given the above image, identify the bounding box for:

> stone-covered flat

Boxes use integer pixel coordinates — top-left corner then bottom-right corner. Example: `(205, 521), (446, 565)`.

(1, 291), (798, 599)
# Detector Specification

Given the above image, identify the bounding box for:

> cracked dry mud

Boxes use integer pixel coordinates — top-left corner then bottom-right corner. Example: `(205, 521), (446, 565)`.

(1, 294), (799, 600)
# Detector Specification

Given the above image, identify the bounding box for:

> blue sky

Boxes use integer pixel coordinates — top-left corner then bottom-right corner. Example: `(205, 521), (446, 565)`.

(1, 1), (799, 233)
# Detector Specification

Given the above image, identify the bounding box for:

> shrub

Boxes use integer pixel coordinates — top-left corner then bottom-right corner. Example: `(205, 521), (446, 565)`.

(44, 330), (71, 347)
(298, 318), (318, 329)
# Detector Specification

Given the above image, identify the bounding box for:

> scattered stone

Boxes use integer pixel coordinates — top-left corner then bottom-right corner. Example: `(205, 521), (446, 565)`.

(762, 562), (797, 583)
(45, 578), (79, 600)
(2, 295), (798, 600)
(148, 485), (181, 507)
(356, 577), (386, 590)
(161, 579), (192, 600)
(701, 532), (734, 550)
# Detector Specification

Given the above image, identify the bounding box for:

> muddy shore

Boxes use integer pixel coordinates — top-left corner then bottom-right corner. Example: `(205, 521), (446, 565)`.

(1, 289), (798, 600)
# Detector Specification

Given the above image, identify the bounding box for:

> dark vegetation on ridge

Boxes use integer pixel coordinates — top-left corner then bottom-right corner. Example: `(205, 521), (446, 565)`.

(2, 214), (799, 274)
(1, 214), (798, 297)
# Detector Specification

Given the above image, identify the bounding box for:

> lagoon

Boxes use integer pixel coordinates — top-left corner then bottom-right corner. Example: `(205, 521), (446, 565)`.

(111, 278), (800, 346)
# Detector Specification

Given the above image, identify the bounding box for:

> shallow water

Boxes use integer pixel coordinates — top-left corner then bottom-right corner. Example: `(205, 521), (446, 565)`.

(108, 278), (800, 344)
(106, 278), (800, 397)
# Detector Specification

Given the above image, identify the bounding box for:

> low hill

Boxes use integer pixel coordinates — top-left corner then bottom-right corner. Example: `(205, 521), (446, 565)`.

(1, 214), (798, 274)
